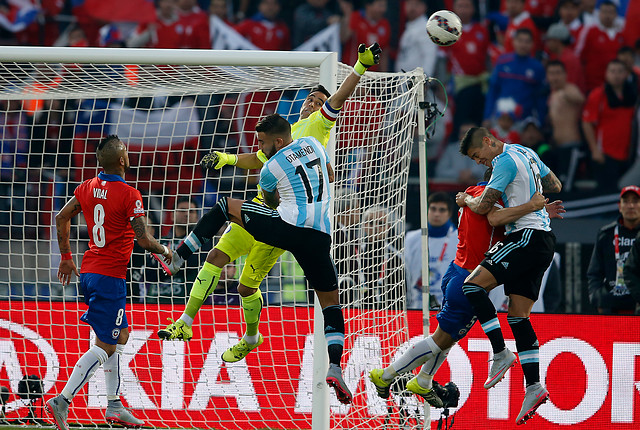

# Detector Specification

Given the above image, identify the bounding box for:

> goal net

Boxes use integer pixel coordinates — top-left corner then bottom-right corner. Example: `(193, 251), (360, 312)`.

(0, 47), (426, 429)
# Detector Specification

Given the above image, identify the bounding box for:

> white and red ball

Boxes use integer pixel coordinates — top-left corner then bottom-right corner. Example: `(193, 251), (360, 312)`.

(426, 10), (462, 46)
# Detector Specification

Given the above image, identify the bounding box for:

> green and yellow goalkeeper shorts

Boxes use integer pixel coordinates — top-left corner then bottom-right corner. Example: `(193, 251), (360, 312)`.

(239, 240), (286, 289)
(214, 223), (256, 263)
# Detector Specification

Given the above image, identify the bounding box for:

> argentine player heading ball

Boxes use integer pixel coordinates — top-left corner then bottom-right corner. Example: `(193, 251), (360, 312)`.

(426, 10), (462, 46)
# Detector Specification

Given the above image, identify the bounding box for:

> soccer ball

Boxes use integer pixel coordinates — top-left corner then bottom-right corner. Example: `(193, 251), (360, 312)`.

(426, 10), (462, 46)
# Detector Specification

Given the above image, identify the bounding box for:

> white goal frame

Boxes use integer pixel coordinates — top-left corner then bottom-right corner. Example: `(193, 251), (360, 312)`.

(0, 46), (429, 430)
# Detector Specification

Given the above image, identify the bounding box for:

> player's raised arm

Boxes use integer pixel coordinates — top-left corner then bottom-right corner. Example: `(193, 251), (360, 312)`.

(55, 196), (82, 285)
(328, 42), (382, 111)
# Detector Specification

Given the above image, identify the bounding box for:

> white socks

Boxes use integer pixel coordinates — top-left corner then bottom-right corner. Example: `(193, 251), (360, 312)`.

(61, 345), (108, 402)
(416, 346), (452, 388)
(383, 336), (442, 382)
(104, 344), (124, 401)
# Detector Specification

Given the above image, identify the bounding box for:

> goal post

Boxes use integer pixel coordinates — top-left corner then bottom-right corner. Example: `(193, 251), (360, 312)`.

(0, 46), (427, 430)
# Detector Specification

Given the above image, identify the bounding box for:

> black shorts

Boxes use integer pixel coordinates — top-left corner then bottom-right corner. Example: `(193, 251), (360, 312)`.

(480, 229), (556, 301)
(240, 201), (338, 292)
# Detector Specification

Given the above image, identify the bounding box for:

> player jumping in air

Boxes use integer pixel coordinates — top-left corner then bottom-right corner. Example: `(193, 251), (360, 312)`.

(459, 127), (562, 424)
(370, 168), (564, 411)
(158, 113), (352, 404)
(47, 136), (171, 430)
(153, 43), (381, 364)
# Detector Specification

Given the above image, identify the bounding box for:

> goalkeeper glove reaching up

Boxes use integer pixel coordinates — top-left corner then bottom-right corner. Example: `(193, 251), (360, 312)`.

(201, 151), (237, 170)
(353, 42), (382, 76)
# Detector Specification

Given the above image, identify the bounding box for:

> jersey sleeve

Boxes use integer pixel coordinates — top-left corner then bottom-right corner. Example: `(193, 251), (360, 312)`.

(259, 162), (279, 193)
(256, 149), (269, 164)
(73, 181), (87, 203)
(538, 156), (551, 178)
(307, 101), (340, 147)
(487, 155), (517, 193)
(126, 187), (145, 220)
(582, 88), (601, 123)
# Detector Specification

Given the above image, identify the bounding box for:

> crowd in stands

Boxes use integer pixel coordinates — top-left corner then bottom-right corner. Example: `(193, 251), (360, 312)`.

(1, 0), (638, 192)
(1, 0), (640, 311)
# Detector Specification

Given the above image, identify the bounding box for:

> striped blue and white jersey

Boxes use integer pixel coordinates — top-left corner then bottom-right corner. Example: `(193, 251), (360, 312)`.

(487, 143), (552, 234)
(259, 136), (331, 234)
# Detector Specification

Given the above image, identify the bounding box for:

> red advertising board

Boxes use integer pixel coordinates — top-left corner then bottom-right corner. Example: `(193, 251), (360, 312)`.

(1, 302), (639, 429)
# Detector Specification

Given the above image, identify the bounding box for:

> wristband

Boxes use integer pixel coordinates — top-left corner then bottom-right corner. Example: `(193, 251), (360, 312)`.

(162, 245), (169, 256)
(353, 61), (366, 76)
(61, 252), (72, 261)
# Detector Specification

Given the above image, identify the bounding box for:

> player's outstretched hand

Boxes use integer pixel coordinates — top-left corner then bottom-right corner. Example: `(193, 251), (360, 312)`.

(58, 259), (79, 286)
(200, 151), (237, 170)
(545, 199), (565, 219)
(354, 42), (382, 75)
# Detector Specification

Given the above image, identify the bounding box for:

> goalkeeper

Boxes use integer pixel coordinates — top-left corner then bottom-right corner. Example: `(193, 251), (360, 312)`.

(154, 43), (381, 359)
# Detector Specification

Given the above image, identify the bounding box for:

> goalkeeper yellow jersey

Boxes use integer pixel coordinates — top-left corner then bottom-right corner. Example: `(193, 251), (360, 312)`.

(253, 100), (341, 204)
(256, 101), (341, 164)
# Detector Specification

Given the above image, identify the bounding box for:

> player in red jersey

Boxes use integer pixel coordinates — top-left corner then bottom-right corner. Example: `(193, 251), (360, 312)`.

(46, 136), (170, 430)
(370, 171), (564, 409)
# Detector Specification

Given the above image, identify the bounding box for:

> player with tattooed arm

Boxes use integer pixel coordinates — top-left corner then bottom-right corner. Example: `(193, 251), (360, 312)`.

(458, 127), (562, 425)
(47, 136), (171, 430)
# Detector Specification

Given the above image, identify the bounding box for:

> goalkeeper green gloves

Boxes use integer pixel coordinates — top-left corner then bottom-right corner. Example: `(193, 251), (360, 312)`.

(200, 151), (238, 170)
(353, 42), (382, 76)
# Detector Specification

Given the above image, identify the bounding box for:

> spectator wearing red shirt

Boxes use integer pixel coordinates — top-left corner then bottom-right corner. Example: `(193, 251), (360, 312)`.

(544, 22), (585, 92)
(575, 1), (624, 93)
(340, 0), (390, 71)
(556, 0), (583, 47)
(448, 0), (490, 132)
(128, 0), (183, 49)
(176, 0), (210, 49)
(582, 59), (637, 192)
(235, 0), (291, 51)
(503, 0), (541, 54)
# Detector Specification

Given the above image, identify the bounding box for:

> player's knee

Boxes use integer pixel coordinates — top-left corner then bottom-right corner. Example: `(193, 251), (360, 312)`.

(238, 284), (258, 297)
(118, 328), (130, 345)
(208, 248), (230, 267)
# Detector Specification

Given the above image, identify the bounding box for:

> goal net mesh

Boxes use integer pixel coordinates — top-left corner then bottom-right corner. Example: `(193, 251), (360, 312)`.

(0, 54), (425, 429)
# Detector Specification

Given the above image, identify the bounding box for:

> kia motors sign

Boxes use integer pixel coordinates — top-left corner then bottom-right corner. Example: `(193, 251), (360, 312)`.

(0, 302), (638, 429)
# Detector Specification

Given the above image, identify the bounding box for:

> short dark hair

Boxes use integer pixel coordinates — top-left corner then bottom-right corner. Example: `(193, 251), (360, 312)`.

(428, 192), (453, 209)
(176, 196), (197, 208)
(514, 28), (534, 40)
(599, 0), (617, 9)
(546, 59), (566, 71)
(607, 58), (626, 69)
(618, 45), (634, 56)
(96, 135), (124, 168)
(309, 84), (331, 99)
(557, 0), (579, 8)
(255, 113), (291, 136)
(459, 127), (490, 156)
(97, 134), (120, 152)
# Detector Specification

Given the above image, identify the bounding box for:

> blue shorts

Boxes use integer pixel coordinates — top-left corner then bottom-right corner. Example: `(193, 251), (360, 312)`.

(79, 273), (128, 345)
(436, 262), (477, 341)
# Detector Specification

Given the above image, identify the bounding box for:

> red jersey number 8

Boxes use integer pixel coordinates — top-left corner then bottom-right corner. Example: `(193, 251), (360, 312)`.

(93, 204), (106, 247)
